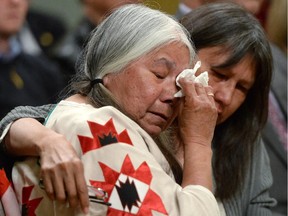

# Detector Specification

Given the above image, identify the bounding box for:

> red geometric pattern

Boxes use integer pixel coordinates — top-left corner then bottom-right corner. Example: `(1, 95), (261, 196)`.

(78, 118), (133, 154)
(22, 185), (43, 216)
(0, 169), (10, 198)
(90, 155), (168, 216)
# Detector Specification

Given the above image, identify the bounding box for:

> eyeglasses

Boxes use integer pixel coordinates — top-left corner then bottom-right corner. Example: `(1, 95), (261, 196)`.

(39, 179), (111, 206)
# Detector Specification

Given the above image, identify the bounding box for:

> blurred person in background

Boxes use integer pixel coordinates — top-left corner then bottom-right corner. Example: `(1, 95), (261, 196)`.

(54, 0), (143, 83)
(0, 0), (67, 180)
(265, 0), (287, 55)
(19, 9), (67, 58)
(0, 0), (65, 214)
(260, 0), (287, 215)
(176, 1), (287, 215)
(0, 0), (65, 120)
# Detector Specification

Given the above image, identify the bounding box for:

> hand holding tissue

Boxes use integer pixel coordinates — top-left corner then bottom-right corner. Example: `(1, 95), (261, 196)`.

(174, 61), (209, 97)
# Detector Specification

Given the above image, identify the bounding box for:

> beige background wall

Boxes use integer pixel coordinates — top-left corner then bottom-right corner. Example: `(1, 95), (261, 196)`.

(145, 0), (179, 14)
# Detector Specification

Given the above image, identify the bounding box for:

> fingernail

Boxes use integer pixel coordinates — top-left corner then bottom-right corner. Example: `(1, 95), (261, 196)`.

(84, 207), (89, 214)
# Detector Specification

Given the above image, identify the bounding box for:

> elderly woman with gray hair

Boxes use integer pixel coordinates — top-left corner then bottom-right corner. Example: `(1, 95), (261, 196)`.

(3, 4), (219, 215)
(0, 2), (277, 216)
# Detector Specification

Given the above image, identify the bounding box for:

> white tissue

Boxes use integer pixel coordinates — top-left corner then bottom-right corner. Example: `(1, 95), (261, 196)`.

(174, 61), (209, 97)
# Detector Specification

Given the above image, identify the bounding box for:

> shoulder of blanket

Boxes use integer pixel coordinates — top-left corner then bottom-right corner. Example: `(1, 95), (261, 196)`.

(44, 100), (152, 149)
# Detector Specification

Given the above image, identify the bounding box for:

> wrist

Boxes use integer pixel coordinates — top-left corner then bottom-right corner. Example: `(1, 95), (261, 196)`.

(182, 144), (213, 190)
(36, 129), (63, 156)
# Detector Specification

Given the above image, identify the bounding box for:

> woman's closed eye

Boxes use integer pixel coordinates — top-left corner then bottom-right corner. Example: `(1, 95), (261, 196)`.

(210, 70), (227, 81)
(236, 83), (249, 94)
(153, 71), (166, 79)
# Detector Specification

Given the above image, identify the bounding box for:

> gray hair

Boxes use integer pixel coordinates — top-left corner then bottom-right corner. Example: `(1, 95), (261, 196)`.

(69, 3), (194, 183)
(86, 4), (194, 79)
(74, 4), (196, 99)
(72, 3), (194, 108)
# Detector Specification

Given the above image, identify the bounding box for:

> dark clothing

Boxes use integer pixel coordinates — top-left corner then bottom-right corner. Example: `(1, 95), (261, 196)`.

(0, 52), (65, 120)
(53, 18), (95, 82)
(26, 9), (67, 57)
(262, 44), (287, 216)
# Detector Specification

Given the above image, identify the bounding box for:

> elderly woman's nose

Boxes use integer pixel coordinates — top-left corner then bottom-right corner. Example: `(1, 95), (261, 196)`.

(162, 82), (179, 103)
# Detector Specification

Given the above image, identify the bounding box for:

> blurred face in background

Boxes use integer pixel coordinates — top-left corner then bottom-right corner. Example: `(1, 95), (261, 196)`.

(81, 0), (143, 25)
(0, 0), (29, 38)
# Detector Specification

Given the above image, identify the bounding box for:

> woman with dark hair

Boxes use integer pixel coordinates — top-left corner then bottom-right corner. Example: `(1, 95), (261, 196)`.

(0, 2), (275, 215)
(179, 3), (275, 215)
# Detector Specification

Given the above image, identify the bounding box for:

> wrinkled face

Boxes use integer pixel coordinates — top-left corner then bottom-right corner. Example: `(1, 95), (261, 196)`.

(104, 42), (190, 136)
(196, 46), (256, 124)
(0, 0), (29, 37)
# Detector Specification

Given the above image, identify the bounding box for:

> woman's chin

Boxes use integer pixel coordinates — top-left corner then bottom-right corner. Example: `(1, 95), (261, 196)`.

(143, 125), (163, 137)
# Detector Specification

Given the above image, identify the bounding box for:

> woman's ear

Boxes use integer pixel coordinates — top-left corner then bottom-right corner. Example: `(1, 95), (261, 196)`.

(102, 75), (109, 86)
(103, 72), (118, 86)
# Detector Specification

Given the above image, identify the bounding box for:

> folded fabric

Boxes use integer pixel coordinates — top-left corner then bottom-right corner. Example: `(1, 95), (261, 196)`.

(0, 168), (21, 216)
(174, 61), (209, 97)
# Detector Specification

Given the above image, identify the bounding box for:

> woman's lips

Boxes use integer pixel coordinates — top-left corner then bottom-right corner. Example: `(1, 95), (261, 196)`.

(150, 111), (169, 121)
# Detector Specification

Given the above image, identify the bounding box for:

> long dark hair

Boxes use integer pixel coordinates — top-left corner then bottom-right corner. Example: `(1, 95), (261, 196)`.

(181, 3), (272, 200)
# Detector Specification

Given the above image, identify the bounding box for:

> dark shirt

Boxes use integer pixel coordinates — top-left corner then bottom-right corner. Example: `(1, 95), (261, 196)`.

(0, 51), (65, 120)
